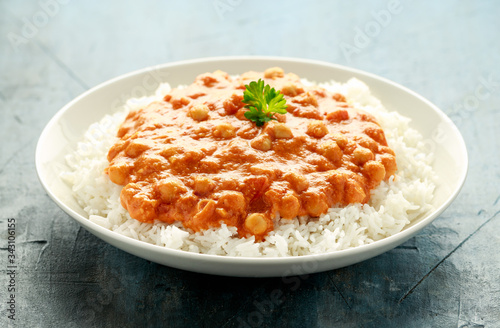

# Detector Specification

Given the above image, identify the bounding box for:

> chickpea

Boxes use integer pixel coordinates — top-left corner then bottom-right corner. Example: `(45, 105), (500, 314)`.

(193, 176), (215, 195)
(157, 178), (187, 203)
(326, 109), (349, 122)
(352, 147), (374, 165)
(264, 67), (284, 79)
(357, 136), (379, 152)
(319, 141), (342, 164)
(362, 160), (386, 184)
(199, 158), (220, 173)
(325, 171), (347, 204)
(379, 153), (397, 179)
(364, 125), (386, 144)
(218, 191), (246, 214)
(280, 193), (300, 219)
(250, 165), (278, 180)
(330, 133), (348, 149)
(293, 92), (318, 107)
(108, 162), (130, 185)
(273, 123), (293, 139)
(303, 192), (329, 217)
(125, 139), (151, 158)
(159, 146), (180, 159)
(250, 134), (272, 151)
(189, 104), (209, 121)
(344, 179), (366, 204)
(306, 120), (329, 138)
(244, 213), (269, 235)
(281, 83), (304, 97)
(213, 122), (236, 139)
(284, 171), (309, 192)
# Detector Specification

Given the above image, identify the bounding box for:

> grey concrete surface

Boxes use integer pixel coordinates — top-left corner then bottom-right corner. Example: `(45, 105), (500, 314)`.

(1, 1), (499, 327)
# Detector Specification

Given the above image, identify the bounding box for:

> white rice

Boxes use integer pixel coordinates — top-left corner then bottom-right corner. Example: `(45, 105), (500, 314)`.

(61, 78), (436, 257)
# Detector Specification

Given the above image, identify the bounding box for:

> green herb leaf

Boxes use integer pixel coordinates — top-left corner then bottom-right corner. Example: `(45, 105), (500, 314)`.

(242, 79), (288, 126)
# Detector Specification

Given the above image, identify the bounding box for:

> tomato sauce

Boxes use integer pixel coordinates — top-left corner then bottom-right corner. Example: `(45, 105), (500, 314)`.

(106, 68), (397, 239)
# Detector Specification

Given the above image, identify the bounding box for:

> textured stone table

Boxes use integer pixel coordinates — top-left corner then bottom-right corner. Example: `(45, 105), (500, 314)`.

(1, 1), (499, 327)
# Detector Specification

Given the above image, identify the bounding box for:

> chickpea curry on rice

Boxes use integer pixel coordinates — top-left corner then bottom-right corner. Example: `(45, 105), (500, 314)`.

(105, 67), (397, 240)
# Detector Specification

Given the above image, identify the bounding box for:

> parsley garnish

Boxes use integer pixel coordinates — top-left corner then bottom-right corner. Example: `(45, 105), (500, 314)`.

(243, 79), (288, 126)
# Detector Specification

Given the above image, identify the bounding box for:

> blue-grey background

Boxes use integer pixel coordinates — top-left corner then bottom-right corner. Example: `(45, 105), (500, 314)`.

(1, 1), (499, 327)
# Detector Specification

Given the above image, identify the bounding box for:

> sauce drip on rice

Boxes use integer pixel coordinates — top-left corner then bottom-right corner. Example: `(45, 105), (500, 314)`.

(106, 68), (397, 240)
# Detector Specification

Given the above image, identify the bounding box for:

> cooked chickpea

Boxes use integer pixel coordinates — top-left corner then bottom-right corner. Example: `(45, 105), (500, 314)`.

(273, 123), (293, 139)
(362, 160), (386, 184)
(281, 83), (303, 97)
(307, 120), (329, 138)
(264, 67), (284, 79)
(357, 136), (379, 152)
(303, 193), (329, 217)
(193, 176), (215, 195)
(213, 122), (236, 139)
(364, 125), (386, 144)
(326, 109), (349, 122)
(280, 193), (300, 219)
(379, 146), (395, 156)
(319, 141), (342, 164)
(250, 134), (272, 151)
(344, 179), (366, 203)
(284, 172), (309, 192)
(293, 92), (318, 107)
(352, 147), (374, 165)
(218, 191), (246, 213)
(244, 213), (268, 235)
(159, 146), (180, 159)
(108, 163), (130, 185)
(330, 133), (348, 149)
(189, 104), (209, 121)
(250, 165), (278, 180)
(379, 153), (397, 179)
(125, 139), (151, 158)
(157, 178), (187, 203)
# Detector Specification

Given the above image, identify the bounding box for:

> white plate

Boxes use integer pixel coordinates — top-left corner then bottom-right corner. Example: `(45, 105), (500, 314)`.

(36, 57), (468, 277)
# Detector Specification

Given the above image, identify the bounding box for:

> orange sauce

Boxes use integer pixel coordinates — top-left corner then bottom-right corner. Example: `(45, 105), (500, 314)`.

(106, 68), (397, 239)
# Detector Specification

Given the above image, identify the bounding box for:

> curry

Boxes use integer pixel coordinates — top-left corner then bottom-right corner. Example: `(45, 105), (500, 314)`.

(106, 68), (397, 239)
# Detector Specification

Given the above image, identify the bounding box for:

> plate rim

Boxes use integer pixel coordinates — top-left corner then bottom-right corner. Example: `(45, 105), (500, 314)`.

(35, 56), (469, 269)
